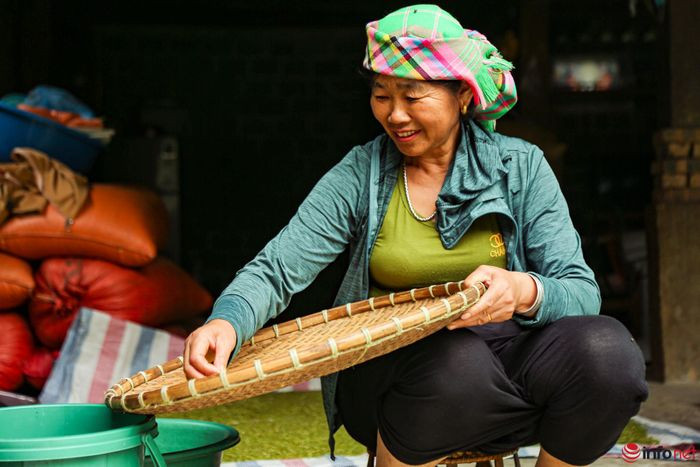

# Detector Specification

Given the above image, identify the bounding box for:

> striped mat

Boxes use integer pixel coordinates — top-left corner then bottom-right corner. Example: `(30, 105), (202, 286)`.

(40, 308), (184, 404)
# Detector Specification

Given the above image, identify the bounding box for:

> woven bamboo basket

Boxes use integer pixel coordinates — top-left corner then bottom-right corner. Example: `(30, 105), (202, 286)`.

(105, 280), (485, 414)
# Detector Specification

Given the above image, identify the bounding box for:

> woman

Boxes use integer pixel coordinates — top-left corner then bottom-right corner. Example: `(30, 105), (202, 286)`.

(184, 5), (648, 466)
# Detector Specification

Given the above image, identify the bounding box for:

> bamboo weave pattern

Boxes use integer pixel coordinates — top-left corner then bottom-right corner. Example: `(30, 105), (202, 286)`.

(105, 281), (485, 414)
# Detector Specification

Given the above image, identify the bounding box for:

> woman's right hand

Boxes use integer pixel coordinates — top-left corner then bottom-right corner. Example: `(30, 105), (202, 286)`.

(183, 319), (237, 379)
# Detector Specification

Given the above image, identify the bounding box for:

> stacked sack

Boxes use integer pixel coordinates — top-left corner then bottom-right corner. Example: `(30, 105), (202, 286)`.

(0, 253), (35, 391)
(0, 148), (212, 392)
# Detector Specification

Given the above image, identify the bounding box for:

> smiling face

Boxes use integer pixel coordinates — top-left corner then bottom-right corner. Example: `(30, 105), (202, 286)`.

(370, 74), (472, 161)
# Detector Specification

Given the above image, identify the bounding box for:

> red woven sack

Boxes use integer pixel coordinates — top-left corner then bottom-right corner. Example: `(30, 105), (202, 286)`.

(23, 347), (57, 390)
(0, 252), (34, 309)
(0, 313), (34, 391)
(30, 257), (212, 348)
(0, 184), (168, 267)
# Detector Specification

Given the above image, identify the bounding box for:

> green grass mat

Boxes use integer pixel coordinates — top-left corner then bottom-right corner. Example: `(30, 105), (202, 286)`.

(159, 391), (658, 462)
(616, 419), (659, 445)
(159, 392), (364, 461)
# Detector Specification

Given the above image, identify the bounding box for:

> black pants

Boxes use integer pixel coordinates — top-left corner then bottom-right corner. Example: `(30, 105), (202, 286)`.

(337, 315), (649, 466)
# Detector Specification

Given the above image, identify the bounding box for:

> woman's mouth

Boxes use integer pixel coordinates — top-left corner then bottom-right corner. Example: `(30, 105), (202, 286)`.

(393, 129), (420, 142)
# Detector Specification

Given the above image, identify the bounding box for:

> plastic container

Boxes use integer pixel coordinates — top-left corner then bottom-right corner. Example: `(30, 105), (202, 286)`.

(145, 418), (240, 466)
(0, 404), (165, 466)
(0, 103), (101, 174)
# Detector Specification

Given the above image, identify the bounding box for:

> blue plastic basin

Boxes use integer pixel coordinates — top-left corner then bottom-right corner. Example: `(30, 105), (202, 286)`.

(0, 103), (102, 173)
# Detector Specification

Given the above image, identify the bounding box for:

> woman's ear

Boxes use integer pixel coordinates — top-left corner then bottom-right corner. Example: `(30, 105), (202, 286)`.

(458, 82), (473, 107)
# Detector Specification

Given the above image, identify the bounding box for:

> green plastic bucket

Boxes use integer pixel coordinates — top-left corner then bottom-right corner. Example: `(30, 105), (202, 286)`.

(0, 404), (166, 466)
(145, 418), (240, 467)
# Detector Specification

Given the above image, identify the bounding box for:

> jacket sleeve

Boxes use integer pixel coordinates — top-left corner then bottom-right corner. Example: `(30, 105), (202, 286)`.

(513, 146), (601, 327)
(207, 147), (370, 357)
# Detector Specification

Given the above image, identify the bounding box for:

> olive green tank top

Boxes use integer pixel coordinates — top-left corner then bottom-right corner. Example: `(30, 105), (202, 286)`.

(369, 167), (507, 297)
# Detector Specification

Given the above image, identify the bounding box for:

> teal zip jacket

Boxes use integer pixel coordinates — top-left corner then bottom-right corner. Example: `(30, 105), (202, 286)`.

(209, 120), (601, 456)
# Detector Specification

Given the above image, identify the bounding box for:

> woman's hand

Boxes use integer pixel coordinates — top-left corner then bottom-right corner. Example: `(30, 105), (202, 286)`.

(447, 265), (537, 330)
(183, 319), (237, 379)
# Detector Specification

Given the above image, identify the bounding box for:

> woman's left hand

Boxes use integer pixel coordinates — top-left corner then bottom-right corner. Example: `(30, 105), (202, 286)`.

(447, 265), (537, 330)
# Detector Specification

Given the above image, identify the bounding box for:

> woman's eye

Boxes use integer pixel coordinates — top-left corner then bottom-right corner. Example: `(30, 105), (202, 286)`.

(406, 96), (421, 102)
(373, 95), (389, 101)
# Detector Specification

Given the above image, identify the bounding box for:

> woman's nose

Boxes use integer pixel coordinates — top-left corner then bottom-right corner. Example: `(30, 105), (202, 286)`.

(387, 104), (410, 124)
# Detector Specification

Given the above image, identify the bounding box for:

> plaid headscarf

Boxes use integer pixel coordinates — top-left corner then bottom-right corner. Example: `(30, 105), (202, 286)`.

(363, 4), (517, 131)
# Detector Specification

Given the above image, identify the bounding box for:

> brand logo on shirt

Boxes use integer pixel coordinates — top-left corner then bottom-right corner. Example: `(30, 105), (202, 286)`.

(489, 233), (506, 258)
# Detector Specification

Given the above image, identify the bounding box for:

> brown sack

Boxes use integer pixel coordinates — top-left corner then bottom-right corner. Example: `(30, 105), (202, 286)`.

(0, 184), (168, 267)
(0, 252), (34, 309)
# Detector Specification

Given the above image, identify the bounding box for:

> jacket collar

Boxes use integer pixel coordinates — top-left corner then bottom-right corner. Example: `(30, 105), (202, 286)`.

(437, 120), (508, 208)
(436, 121), (511, 244)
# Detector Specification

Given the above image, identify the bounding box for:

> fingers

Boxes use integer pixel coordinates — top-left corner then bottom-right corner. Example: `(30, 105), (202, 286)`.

(461, 266), (495, 314)
(447, 308), (506, 330)
(183, 343), (206, 380)
(463, 265), (494, 290)
(447, 288), (503, 330)
(464, 283), (507, 319)
(186, 335), (218, 378)
(213, 334), (234, 371)
(183, 320), (237, 380)
(447, 265), (518, 330)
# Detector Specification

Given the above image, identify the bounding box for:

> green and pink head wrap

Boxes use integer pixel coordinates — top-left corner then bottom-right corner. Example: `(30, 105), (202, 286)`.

(363, 4), (517, 131)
